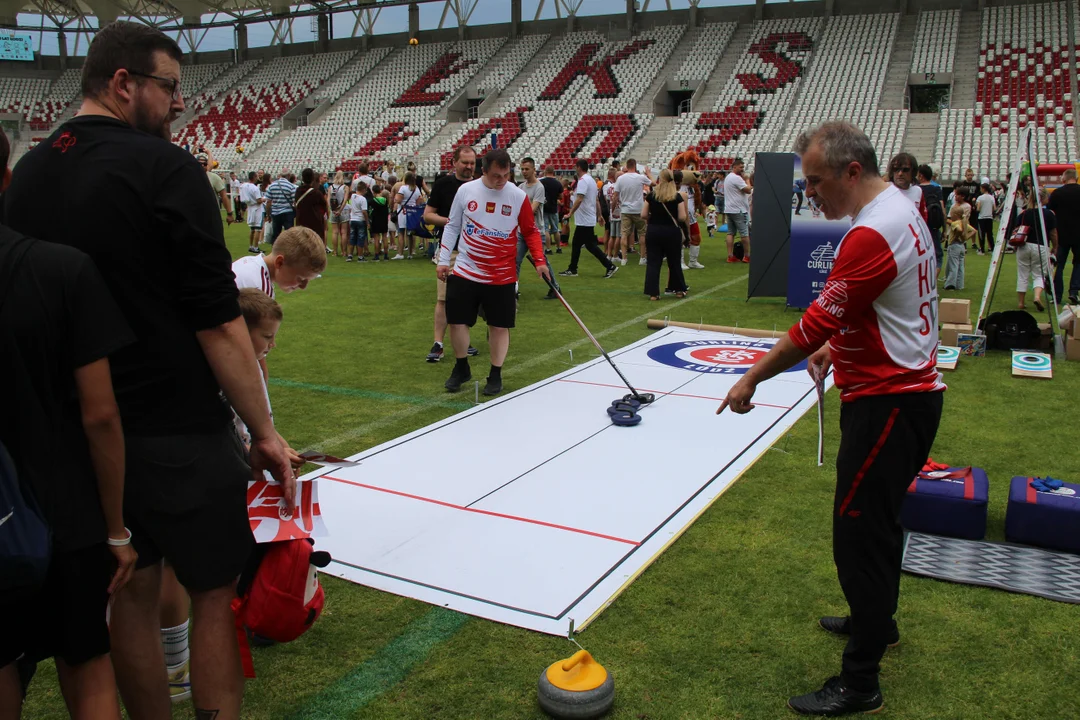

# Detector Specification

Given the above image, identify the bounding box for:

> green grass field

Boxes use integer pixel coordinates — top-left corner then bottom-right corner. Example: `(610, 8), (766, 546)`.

(24, 217), (1079, 719)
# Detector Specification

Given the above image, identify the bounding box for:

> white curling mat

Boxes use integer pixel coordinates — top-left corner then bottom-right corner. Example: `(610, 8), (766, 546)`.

(308, 327), (833, 635)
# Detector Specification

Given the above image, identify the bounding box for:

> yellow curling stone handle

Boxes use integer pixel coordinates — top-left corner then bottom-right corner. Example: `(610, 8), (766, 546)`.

(545, 650), (608, 692)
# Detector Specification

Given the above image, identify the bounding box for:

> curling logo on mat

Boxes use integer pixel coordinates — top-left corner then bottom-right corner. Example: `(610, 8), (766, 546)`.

(647, 339), (807, 375)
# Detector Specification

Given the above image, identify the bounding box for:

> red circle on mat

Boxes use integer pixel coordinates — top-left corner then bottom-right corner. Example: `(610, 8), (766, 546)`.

(688, 347), (768, 366)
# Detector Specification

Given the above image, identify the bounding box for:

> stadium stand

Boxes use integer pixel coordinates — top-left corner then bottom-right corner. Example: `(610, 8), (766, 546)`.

(674, 22), (737, 83)
(26, 68), (81, 131)
(779, 13), (906, 173)
(251, 38), (503, 174)
(173, 50), (355, 160)
(911, 9), (961, 74)
(652, 17), (823, 172)
(933, 1), (1076, 179)
(473, 33), (549, 97)
(186, 59), (261, 115)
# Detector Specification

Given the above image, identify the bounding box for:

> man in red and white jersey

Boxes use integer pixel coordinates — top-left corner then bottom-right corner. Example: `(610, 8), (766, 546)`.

(718, 122), (944, 717)
(437, 148), (552, 396)
(887, 152), (928, 225)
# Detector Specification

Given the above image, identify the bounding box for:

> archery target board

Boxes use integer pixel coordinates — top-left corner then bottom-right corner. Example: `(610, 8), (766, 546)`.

(306, 328), (832, 636)
(1012, 350), (1053, 380)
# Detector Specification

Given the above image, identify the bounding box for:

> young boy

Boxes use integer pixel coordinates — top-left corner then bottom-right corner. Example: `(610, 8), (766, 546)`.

(233, 225), (327, 296)
(705, 204), (718, 237)
(242, 171), (266, 253)
(347, 181), (369, 262)
(233, 288), (287, 446)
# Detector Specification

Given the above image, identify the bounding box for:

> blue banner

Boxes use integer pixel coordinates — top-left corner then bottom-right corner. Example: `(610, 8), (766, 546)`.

(0, 32), (33, 62)
(786, 158), (847, 309)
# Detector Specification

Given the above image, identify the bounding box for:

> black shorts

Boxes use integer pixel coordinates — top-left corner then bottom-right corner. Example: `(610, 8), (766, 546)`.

(0, 543), (112, 667)
(445, 275), (516, 329)
(125, 425), (254, 593)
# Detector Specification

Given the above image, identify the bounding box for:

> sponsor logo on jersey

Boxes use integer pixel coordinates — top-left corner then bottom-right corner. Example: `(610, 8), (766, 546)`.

(467, 200), (478, 212)
(463, 220), (512, 242)
(816, 280), (848, 318)
(501, 204), (512, 216)
(647, 339), (807, 375)
(485, 202), (496, 214)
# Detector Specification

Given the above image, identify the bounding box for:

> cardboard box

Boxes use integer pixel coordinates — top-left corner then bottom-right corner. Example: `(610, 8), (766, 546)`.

(1067, 334), (1080, 361)
(939, 298), (971, 325)
(941, 323), (973, 347)
(957, 333), (986, 357)
(1037, 323), (1053, 351)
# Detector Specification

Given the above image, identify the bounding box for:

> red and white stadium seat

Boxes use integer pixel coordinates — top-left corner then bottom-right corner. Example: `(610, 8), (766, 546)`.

(934, 2), (1076, 179)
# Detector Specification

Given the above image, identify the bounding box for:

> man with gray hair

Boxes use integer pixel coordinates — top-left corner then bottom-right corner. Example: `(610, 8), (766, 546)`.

(718, 121), (944, 716)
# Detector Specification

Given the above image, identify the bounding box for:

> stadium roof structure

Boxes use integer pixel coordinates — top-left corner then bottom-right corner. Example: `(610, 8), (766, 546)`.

(1, 0), (722, 40)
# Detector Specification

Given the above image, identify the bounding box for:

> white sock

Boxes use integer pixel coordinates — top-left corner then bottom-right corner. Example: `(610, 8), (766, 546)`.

(434, 341), (443, 348)
(162, 620), (190, 670)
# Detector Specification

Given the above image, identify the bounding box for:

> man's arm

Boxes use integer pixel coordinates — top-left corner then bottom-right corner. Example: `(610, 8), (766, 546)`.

(438, 189), (465, 271)
(74, 357), (136, 593)
(566, 192), (584, 219)
(196, 318), (294, 509)
(519, 198), (549, 280)
(218, 188), (234, 220)
(424, 185), (447, 226)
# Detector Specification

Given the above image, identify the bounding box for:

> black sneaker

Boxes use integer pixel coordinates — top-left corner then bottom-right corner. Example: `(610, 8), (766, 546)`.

(555, 248), (563, 254)
(544, 289), (558, 300)
(1069, 294), (1079, 306)
(426, 343), (444, 363)
(604, 265), (619, 279)
(544, 249), (552, 255)
(558, 269), (577, 277)
(444, 366), (471, 392)
(788, 676), (883, 716)
(467, 346), (479, 357)
(819, 616), (899, 647)
(483, 376), (503, 396)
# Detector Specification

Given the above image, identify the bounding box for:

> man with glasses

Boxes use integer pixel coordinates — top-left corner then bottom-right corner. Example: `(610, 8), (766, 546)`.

(887, 153), (927, 223)
(3, 21), (290, 720)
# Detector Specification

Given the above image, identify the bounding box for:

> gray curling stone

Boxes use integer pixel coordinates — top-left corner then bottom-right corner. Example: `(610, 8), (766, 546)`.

(537, 650), (615, 719)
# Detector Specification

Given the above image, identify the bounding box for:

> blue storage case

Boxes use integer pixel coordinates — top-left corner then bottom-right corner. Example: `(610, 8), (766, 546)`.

(900, 467), (989, 540)
(1005, 477), (1080, 554)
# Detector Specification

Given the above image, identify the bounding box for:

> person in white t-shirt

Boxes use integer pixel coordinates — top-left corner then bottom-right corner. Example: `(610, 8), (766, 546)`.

(346, 182), (369, 262)
(723, 158), (752, 263)
(974, 183), (997, 255)
(612, 158), (651, 265)
(602, 168), (622, 263)
(240, 171), (266, 253)
(559, 159), (618, 279)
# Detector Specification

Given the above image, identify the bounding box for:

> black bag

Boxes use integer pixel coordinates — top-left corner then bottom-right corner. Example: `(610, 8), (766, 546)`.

(733, 240), (745, 261)
(927, 202), (945, 231)
(980, 310), (1040, 351)
(0, 235), (52, 594)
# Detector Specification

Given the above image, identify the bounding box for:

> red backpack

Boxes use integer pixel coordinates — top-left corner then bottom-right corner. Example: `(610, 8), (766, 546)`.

(231, 538), (331, 677)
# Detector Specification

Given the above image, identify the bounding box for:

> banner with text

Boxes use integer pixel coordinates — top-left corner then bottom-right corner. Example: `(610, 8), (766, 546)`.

(787, 158), (847, 309)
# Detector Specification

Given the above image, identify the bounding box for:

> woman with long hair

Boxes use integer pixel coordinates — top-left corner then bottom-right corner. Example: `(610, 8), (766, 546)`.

(641, 169), (689, 300)
(393, 171), (422, 259)
(328, 171), (349, 257)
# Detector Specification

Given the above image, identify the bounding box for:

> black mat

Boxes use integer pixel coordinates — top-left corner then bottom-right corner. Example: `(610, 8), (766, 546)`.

(902, 532), (1080, 604)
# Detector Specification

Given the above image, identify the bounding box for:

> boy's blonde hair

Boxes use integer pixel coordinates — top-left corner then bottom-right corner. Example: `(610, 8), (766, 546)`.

(271, 226), (327, 273)
(238, 288), (282, 327)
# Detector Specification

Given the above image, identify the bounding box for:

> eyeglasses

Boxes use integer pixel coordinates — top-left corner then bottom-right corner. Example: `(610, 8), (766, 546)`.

(128, 70), (181, 101)
(894, 167), (913, 173)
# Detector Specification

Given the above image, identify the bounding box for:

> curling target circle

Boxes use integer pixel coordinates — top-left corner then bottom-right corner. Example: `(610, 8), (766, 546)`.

(647, 339), (808, 375)
(1014, 353), (1051, 372)
(937, 346), (960, 363)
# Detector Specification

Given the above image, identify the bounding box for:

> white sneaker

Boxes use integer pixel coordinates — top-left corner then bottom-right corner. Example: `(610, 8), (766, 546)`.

(681, 262), (690, 270)
(168, 661), (191, 704)
(689, 261), (705, 269)
(391, 254), (405, 260)
(620, 258), (627, 266)
(639, 258), (647, 266)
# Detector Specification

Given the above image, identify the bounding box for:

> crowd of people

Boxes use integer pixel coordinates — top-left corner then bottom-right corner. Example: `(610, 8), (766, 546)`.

(2, 17), (1079, 720)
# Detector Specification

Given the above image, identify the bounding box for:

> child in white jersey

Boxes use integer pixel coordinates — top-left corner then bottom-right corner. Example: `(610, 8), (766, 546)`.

(705, 205), (718, 237)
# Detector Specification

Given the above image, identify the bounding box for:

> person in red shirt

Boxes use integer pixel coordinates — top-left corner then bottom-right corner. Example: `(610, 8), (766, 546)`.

(718, 121), (944, 717)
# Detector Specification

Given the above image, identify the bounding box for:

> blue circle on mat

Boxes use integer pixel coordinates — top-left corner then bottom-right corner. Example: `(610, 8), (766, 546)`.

(647, 339), (808, 375)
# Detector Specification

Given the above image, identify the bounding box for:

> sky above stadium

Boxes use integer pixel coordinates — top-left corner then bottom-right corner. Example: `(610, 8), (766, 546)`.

(20, 0), (811, 56)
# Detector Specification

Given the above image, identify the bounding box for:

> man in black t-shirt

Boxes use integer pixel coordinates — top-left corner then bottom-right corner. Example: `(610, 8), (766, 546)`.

(918, 164), (945, 279)
(3, 22), (290, 720)
(423, 145), (480, 362)
(1048, 168), (1080, 304)
(0, 127), (137, 718)
(541, 166), (565, 253)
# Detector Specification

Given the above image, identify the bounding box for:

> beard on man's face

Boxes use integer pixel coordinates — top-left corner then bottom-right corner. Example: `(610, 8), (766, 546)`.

(131, 100), (172, 141)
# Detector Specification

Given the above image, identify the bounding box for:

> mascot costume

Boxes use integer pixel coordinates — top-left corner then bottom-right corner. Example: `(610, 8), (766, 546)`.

(669, 150), (705, 269)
